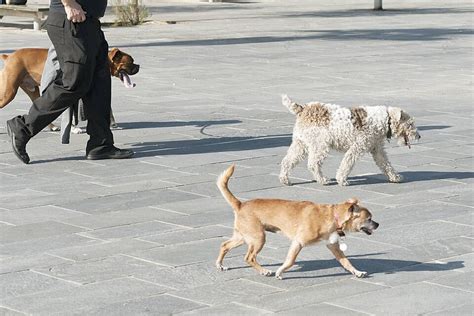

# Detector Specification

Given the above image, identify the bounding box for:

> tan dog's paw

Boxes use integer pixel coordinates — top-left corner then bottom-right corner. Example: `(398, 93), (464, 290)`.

(354, 270), (367, 278)
(389, 174), (403, 183)
(216, 263), (228, 271)
(260, 269), (273, 277)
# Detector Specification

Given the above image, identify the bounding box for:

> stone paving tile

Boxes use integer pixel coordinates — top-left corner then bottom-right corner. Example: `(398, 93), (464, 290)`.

(242, 279), (385, 312)
(0, 221), (85, 245)
(0, 270), (79, 300)
(0, 253), (71, 274)
(428, 303), (474, 316)
(129, 238), (245, 267)
(0, 234), (101, 257)
(277, 302), (368, 315)
(0, 307), (25, 316)
(368, 221), (473, 247)
(71, 294), (207, 315)
(152, 197), (232, 215)
(170, 279), (284, 306)
(133, 256), (280, 291)
(140, 225), (233, 245)
(328, 282), (473, 315)
(429, 270), (474, 292)
(33, 254), (166, 285)
(58, 206), (185, 230)
(80, 220), (185, 241)
(0, 277), (168, 315)
(54, 188), (203, 215)
(179, 302), (272, 315)
(0, 205), (88, 226)
(46, 238), (161, 261)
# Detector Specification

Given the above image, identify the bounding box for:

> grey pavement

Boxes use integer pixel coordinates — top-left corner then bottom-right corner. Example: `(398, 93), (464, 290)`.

(0, 0), (473, 314)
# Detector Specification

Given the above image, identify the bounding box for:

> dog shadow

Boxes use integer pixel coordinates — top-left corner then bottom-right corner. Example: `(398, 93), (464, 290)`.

(130, 134), (292, 158)
(227, 252), (464, 279)
(290, 170), (474, 186)
(286, 258), (464, 279)
(349, 171), (474, 184)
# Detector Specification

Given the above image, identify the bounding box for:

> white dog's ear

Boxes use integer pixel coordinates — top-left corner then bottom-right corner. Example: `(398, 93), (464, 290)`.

(388, 107), (403, 122)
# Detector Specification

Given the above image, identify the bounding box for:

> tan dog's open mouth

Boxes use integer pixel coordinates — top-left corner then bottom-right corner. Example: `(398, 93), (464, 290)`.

(361, 227), (373, 235)
(119, 71), (136, 88)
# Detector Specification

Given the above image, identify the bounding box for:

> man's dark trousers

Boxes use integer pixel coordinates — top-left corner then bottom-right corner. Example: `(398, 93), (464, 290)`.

(10, 11), (114, 154)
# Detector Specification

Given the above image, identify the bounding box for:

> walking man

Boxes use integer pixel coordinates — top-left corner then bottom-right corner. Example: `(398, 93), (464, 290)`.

(6, 0), (134, 164)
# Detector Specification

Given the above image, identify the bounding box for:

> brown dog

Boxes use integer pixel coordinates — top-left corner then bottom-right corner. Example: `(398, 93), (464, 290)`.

(0, 47), (139, 130)
(216, 165), (379, 279)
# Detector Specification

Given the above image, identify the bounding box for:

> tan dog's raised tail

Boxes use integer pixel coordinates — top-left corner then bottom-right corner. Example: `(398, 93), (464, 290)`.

(216, 165), (379, 279)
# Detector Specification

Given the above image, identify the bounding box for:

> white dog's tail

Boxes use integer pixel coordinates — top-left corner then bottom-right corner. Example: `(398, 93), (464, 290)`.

(282, 94), (304, 115)
(217, 165), (242, 211)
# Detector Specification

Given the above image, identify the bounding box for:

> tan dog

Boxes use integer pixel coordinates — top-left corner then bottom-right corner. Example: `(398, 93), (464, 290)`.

(0, 47), (139, 130)
(216, 165), (379, 279)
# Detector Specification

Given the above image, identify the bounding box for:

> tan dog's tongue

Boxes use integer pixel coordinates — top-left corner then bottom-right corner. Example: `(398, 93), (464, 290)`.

(119, 71), (136, 88)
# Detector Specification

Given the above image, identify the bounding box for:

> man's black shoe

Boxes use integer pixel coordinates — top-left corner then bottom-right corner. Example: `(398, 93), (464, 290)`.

(6, 120), (30, 164)
(86, 146), (134, 160)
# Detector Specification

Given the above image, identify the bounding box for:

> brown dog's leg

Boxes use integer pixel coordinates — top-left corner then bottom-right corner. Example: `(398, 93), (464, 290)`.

(244, 236), (272, 276)
(0, 76), (19, 109)
(275, 240), (303, 280)
(326, 243), (367, 278)
(216, 231), (244, 271)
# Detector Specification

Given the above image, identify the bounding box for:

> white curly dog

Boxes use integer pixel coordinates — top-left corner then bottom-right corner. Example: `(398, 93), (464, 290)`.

(279, 95), (420, 186)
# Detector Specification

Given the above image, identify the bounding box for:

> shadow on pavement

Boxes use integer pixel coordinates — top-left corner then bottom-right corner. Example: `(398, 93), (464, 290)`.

(282, 7), (473, 19)
(281, 258), (464, 279)
(417, 125), (451, 131)
(121, 28), (473, 48)
(117, 119), (241, 130)
(131, 134), (291, 157)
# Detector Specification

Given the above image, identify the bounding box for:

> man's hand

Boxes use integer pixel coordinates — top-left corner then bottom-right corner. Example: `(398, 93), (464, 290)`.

(62, 0), (86, 23)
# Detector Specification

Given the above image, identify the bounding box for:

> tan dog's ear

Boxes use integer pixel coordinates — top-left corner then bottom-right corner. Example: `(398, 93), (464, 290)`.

(347, 198), (361, 216)
(346, 198), (359, 205)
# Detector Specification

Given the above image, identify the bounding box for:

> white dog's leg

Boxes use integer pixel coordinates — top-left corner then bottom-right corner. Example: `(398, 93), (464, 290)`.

(371, 147), (403, 183)
(336, 147), (363, 186)
(279, 139), (307, 186)
(307, 144), (330, 185)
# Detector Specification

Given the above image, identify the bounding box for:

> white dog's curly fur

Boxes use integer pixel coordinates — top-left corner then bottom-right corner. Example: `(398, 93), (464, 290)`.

(279, 95), (420, 186)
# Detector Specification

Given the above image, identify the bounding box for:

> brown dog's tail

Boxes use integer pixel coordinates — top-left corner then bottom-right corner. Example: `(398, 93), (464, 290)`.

(217, 165), (241, 211)
(282, 94), (304, 115)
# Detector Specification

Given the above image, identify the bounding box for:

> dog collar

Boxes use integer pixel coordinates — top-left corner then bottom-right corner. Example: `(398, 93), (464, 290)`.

(334, 213), (346, 238)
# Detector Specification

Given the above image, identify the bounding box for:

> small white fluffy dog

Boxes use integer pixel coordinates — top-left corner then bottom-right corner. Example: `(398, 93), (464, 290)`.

(279, 95), (420, 186)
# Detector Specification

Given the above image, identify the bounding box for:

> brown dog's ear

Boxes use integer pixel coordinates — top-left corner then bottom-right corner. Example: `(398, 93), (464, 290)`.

(108, 48), (122, 63)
